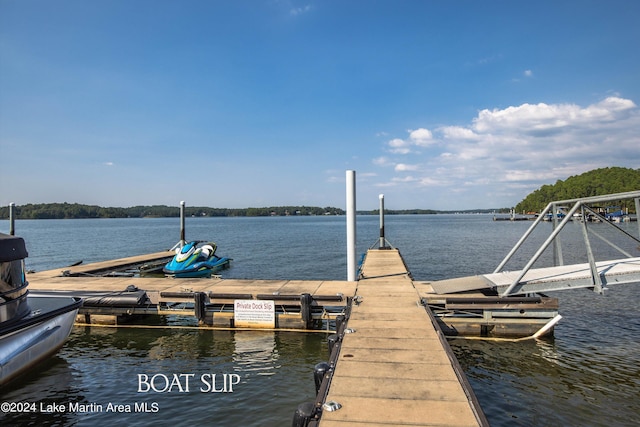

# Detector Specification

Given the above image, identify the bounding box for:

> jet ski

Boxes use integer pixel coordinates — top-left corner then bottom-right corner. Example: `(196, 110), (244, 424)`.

(163, 241), (231, 278)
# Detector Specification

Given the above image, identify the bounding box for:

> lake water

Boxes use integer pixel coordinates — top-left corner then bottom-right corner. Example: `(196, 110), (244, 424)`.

(1, 215), (639, 426)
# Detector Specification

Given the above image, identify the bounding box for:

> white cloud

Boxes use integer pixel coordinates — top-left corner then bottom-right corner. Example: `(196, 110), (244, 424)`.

(417, 176), (443, 186)
(440, 126), (478, 140)
(473, 97), (636, 134)
(385, 128), (436, 153)
(372, 97), (640, 208)
(409, 128), (434, 146)
(393, 176), (417, 183)
(394, 163), (418, 172)
(372, 156), (390, 166)
(374, 181), (399, 188)
(524, 69), (533, 77)
(290, 5), (311, 15)
(388, 138), (412, 154)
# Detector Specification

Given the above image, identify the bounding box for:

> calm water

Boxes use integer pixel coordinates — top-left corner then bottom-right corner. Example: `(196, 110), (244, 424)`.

(1, 215), (639, 426)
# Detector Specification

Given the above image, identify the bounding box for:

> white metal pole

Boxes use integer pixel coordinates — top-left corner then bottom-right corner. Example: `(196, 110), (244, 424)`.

(180, 201), (186, 245)
(379, 194), (385, 248)
(346, 170), (357, 281)
(9, 203), (15, 236)
(635, 197), (640, 239)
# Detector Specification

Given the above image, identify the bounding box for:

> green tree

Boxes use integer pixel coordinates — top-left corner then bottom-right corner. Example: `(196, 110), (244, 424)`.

(515, 167), (640, 213)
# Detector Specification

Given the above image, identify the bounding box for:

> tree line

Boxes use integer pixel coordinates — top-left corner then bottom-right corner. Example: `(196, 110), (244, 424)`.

(515, 167), (640, 214)
(0, 203), (346, 219)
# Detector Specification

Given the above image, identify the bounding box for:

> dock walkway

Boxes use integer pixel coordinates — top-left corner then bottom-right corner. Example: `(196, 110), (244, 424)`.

(319, 249), (487, 426)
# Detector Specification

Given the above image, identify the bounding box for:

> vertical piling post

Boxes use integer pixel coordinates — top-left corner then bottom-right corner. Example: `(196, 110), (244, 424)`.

(179, 201), (186, 246)
(327, 334), (338, 356)
(551, 203), (564, 266)
(379, 194), (386, 249)
(335, 314), (345, 335)
(292, 402), (315, 427)
(9, 203), (15, 235)
(300, 293), (313, 329)
(635, 197), (640, 239)
(346, 170), (357, 281)
(194, 292), (207, 324)
(313, 362), (331, 394)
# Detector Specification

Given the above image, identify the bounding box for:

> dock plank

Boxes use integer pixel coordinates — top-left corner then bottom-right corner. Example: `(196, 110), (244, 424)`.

(319, 397), (480, 427)
(27, 250), (175, 279)
(29, 276), (355, 300)
(320, 249), (486, 427)
(27, 253), (357, 317)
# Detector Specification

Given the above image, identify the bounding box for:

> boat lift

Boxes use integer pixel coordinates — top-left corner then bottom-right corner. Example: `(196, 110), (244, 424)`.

(494, 190), (640, 296)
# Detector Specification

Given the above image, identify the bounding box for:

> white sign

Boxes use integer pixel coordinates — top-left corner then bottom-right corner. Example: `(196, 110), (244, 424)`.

(234, 300), (275, 328)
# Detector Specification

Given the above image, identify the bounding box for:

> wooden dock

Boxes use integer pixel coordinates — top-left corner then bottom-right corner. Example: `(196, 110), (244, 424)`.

(316, 249), (487, 426)
(27, 247), (488, 425)
(27, 251), (355, 329)
(26, 247), (564, 338)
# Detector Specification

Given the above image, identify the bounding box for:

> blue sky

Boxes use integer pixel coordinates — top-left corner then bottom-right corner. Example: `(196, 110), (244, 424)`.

(1, 0), (639, 211)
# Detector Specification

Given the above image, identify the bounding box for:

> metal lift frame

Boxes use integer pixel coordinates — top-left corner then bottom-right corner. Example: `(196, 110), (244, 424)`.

(494, 190), (640, 297)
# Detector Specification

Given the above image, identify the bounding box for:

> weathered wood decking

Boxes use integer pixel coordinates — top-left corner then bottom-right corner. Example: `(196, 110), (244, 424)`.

(318, 249), (487, 426)
(28, 251), (354, 309)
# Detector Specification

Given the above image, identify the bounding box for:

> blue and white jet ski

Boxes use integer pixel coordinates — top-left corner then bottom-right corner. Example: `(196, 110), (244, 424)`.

(163, 241), (231, 278)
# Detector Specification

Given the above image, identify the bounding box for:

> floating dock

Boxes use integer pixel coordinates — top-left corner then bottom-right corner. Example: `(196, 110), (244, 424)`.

(26, 249), (562, 337)
(312, 248), (488, 426)
(27, 251), (355, 330)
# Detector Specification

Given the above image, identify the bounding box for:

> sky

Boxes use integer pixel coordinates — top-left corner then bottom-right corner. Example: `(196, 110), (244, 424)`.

(1, 0), (639, 211)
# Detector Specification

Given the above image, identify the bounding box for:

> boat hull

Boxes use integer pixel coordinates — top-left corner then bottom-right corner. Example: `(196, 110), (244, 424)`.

(0, 296), (82, 386)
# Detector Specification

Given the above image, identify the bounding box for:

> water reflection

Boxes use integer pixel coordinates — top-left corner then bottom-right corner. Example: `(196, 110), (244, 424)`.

(0, 356), (85, 426)
(233, 331), (280, 376)
(0, 325), (328, 426)
(451, 296), (640, 427)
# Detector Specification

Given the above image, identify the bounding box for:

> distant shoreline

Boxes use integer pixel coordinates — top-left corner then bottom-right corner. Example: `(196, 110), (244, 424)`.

(1, 202), (511, 220)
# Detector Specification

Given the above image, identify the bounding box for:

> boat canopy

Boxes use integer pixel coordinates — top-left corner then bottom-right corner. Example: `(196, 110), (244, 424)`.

(0, 234), (29, 321)
(0, 233), (28, 262)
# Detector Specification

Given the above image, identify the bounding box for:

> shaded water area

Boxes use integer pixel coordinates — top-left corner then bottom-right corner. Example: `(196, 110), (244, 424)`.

(1, 215), (639, 426)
